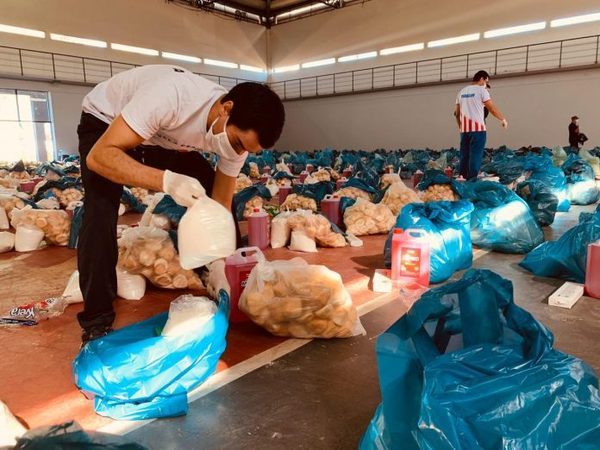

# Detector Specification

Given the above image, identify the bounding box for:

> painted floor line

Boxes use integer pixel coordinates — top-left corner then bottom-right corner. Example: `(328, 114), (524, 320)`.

(98, 290), (398, 436)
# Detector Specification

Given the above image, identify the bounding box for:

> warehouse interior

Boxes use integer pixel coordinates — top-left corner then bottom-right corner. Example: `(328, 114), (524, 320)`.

(1, 0), (600, 448)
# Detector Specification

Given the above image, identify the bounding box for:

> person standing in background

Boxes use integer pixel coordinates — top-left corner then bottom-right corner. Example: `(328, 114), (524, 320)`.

(568, 116), (582, 153)
(454, 71), (508, 180)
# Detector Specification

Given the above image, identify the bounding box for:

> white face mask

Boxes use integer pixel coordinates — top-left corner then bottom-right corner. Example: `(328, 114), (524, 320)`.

(206, 117), (246, 161)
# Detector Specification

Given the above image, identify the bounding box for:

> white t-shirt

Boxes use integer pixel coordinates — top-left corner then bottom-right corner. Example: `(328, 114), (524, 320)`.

(455, 84), (491, 133)
(82, 65), (248, 177)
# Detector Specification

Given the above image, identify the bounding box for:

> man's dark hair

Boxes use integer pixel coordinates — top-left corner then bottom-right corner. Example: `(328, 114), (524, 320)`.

(472, 70), (489, 82)
(222, 82), (285, 149)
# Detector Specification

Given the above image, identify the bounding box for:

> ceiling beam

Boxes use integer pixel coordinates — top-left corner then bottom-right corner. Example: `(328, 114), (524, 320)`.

(213, 0), (265, 16)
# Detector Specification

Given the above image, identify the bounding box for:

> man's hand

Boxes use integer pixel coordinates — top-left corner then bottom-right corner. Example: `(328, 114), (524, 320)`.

(501, 118), (508, 129)
(163, 170), (205, 207)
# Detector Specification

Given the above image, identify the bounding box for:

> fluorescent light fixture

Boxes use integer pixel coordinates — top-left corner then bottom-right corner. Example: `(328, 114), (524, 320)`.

(162, 52), (201, 63)
(380, 43), (425, 56)
(428, 33), (480, 48)
(0, 24), (45, 38)
(111, 43), (159, 56)
(277, 2), (328, 19)
(273, 64), (300, 73)
(551, 12), (600, 27)
(301, 58), (336, 68)
(337, 51), (377, 63)
(484, 22), (546, 38)
(50, 33), (107, 48)
(204, 58), (238, 69)
(240, 64), (266, 73)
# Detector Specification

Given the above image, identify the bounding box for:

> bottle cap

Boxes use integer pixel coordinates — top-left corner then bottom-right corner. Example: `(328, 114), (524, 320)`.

(253, 208), (260, 213)
(393, 228), (403, 234)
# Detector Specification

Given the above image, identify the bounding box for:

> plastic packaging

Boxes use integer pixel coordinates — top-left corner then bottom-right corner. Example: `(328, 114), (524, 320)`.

(225, 247), (264, 323)
(287, 210), (346, 248)
(390, 229), (430, 287)
(520, 208), (600, 283)
(178, 196), (236, 270)
(384, 201), (473, 284)
(14, 225), (44, 252)
(248, 208), (270, 250)
(585, 242), (600, 298)
(516, 179), (558, 226)
(380, 182), (422, 216)
(234, 185), (272, 220)
(239, 258), (365, 338)
(0, 231), (14, 253)
(289, 229), (317, 253)
(320, 194), (342, 228)
(161, 295), (218, 337)
(10, 207), (71, 246)
(562, 154), (600, 205)
(359, 269), (600, 450)
(0, 206), (9, 230)
(334, 186), (371, 202)
(73, 290), (229, 420)
(270, 211), (292, 248)
(0, 400), (26, 447)
(62, 271), (83, 304)
(280, 193), (317, 212)
(116, 270), (146, 301)
(0, 296), (68, 326)
(344, 198), (395, 236)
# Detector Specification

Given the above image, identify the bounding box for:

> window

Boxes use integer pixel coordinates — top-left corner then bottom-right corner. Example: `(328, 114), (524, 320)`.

(0, 89), (55, 162)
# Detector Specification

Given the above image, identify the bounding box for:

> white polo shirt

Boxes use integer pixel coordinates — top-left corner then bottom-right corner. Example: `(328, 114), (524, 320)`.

(82, 64), (248, 177)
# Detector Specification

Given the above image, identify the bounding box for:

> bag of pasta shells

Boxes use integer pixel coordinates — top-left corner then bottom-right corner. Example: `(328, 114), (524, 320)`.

(280, 193), (317, 212)
(420, 184), (459, 202)
(334, 186), (371, 201)
(287, 211), (346, 248)
(343, 198), (395, 236)
(239, 257), (365, 339)
(235, 174), (253, 193)
(117, 226), (203, 290)
(10, 206), (71, 246)
(380, 181), (422, 216)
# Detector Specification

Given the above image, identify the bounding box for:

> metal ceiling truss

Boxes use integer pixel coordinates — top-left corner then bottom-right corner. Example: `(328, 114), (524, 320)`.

(168, 0), (369, 27)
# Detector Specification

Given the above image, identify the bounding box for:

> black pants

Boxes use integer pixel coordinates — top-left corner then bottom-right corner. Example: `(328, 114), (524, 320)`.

(76, 112), (240, 331)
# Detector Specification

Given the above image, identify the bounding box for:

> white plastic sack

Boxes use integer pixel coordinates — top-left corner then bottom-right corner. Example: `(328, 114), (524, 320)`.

(0, 400), (26, 447)
(62, 270), (83, 304)
(203, 259), (231, 299)
(271, 211), (292, 249)
(150, 213), (171, 230)
(266, 178), (280, 197)
(161, 294), (217, 337)
(139, 193), (164, 227)
(35, 197), (60, 210)
(0, 231), (15, 253)
(178, 196), (236, 270)
(289, 229), (317, 253)
(14, 225), (44, 252)
(0, 207), (8, 230)
(117, 269), (146, 300)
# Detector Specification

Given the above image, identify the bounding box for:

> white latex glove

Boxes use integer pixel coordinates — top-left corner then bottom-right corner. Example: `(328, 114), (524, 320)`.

(501, 118), (508, 129)
(162, 170), (205, 207)
(202, 259), (230, 298)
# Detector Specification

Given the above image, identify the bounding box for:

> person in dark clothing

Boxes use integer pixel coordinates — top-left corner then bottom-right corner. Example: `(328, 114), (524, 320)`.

(569, 116), (581, 153)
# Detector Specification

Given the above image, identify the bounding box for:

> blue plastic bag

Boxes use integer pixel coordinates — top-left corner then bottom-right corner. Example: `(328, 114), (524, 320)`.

(383, 201), (474, 283)
(233, 185), (272, 221)
(121, 189), (146, 214)
(520, 206), (600, 282)
(153, 194), (187, 225)
(460, 181), (544, 253)
(292, 181), (334, 204)
(515, 179), (558, 226)
(360, 269), (600, 450)
(562, 154), (600, 205)
(73, 291), (229, 420)
(523, 154), (570, 212)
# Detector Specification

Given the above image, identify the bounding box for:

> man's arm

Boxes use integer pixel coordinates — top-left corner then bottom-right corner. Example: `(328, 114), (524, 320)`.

(483, 100), (508, 127)
(454, 104), (461, 129)
(86, 115), (164, 191)
(211, 168), (236, 211)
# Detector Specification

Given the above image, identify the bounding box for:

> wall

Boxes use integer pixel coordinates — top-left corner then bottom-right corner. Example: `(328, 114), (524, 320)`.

(1, 0), (267, 80)
(275, 68), (600, 151)
(1, 78), (92, 155)
(270, 0), (600, 81)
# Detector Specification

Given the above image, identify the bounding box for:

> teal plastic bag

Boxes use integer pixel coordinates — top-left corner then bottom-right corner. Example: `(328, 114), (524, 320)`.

(520, 206), (600, 283)
(562, 154), (600, 205)
(383, 201), (473, 283)
(73, 291), (229, 420)
(233, 185), (272, 221)
(523, 154), (570, 212)
(360, 269), (600, 450)
(460, 181), (544, 253)
(292, 181), (334, 204)
(515, 179), (558, 227)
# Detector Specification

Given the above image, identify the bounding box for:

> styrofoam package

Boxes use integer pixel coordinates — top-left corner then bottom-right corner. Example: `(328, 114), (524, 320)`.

(0, 207), (8, 230)
(0, 231), (15, 253)
(161, 295), (218, 337)
(62, 270), (84, 304)
(271, 211), (292, 249)
(14, 225), (44, 252)
(117, 269), (147, 300)
(289, 229), (317, 253)
(178, 196), (236, 270)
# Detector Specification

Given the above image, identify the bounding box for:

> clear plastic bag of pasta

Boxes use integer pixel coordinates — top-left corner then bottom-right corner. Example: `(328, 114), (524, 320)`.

(239, 258), (365, 339)
(10, 207), (71, 246)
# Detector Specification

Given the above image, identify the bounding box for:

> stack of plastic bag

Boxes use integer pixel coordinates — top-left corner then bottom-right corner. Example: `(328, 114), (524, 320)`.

(562, 154), (600, 205)
(520, 206), (600, 282)
(73, 291), (229, 420)
(460, 181), (544, 253)
(384, 201), (473, 283)
(360, 269), (600, 450)
(515, 180), (558, 226)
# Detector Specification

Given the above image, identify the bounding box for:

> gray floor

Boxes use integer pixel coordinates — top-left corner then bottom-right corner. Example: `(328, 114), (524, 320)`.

(128, 205), (600, 450)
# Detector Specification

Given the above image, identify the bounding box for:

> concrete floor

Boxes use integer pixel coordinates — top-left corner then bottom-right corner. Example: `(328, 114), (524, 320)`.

(125, 205), (600, 450)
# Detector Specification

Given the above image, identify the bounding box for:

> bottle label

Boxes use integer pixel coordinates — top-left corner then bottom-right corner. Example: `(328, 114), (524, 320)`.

(400, 247), (421, 277)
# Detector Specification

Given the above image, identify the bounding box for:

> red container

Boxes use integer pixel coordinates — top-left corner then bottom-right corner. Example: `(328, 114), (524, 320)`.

(343, 167), (353, 178)
(248, 208), (270, 250)
(444, 166), (454, 178)
(298, 171), (309, 183)
(320, 194), (342, 228)
(18, 181), (37, 194)
(278, 185), (292, 204)
(263, 165), (271, 175)
(336, 177), (348, 190)
(585, 242), (600, 298)
(306, 164), (314, 174)
(390, 228), (430, 287)
(412, 170), (424, 187)
(259, 173), (270, 185)
(385, 165), (395, 174)
(225, 247), (264, 323)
